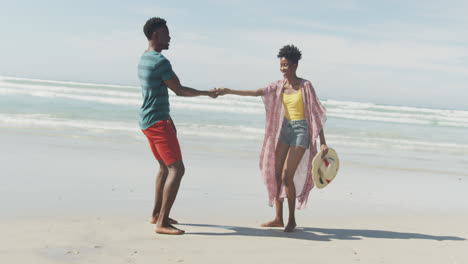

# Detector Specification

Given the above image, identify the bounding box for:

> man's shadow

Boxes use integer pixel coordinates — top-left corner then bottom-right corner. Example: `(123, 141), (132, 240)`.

(179, 223), (466, 242)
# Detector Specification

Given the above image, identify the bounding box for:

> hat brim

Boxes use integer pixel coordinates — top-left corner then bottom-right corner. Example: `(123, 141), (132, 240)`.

(312, 148), (339, 189)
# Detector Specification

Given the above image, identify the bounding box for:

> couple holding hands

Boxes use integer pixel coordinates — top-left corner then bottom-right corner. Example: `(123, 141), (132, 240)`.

(139, 17), (328, 235)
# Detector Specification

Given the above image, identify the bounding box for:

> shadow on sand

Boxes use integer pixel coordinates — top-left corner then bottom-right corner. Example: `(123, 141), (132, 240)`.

(179, 223), (466, 242)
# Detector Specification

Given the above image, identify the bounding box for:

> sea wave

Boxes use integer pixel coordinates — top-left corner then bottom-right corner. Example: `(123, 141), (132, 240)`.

(0, 75), (136, 89)
(325, 99), (468, 124)
(1, 113), (467, 155)
(0, 113), (137, 132)
(1, 76), (468, 128)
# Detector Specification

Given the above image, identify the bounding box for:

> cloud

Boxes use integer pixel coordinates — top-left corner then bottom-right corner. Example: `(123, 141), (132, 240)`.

(132, 6), (188, 17)
(283, 16), (468, 45)
(236, 30), (468, 75)
(323, 0), (363, 11)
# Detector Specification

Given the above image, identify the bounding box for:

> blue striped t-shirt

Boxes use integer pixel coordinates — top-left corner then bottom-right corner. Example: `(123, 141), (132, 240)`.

(137, 51), (175, 130)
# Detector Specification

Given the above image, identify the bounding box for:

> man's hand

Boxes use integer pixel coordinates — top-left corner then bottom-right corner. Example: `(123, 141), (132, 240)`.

(320, 144), (329, 158)
(208, 88), (218, 98)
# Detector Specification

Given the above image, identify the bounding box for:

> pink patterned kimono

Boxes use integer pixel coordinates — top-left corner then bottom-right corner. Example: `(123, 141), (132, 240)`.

(260, 79), (327, 209)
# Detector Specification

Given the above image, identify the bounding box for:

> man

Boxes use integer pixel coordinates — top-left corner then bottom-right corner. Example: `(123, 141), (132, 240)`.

(138, 17), (217, 235)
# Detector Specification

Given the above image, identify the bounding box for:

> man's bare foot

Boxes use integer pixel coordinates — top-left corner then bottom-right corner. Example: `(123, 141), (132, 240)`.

(149, 215), (178, 224)
(154, 224), (185, 235)
(260, 219), (284, 227)
(283, 222), (296, 232)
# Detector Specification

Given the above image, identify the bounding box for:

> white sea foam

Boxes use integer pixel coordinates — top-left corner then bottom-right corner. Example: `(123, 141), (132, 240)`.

(1, 113), (467, 155)
(176, 123), (265, 140)
(1, 82), (140, 98)
(323, 100), (468, 127)
(171, 94), (263, 107)
(0, 113), (138, 132)
(0, 75), (137, 89)
(327, 112), (432, 125)
(0, 113), (263, 140)
(326, 135), (468, 154)
(324, 99), (468, 120)
(0, 87), (142, 106)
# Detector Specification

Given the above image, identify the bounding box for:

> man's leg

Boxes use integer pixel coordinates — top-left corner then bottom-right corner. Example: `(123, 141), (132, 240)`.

(154, 160), (185, 235)
(150, 160), (170, 223)
(144, 133), (178, 224)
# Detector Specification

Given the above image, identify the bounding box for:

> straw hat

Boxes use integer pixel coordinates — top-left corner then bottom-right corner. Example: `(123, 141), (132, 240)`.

(312, 148), (340, 189)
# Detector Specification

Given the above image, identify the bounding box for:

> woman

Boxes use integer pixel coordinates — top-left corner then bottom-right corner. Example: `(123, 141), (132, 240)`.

(216, 45), (328, 232)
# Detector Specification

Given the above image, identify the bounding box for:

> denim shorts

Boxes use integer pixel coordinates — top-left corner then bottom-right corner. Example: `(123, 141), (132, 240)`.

(279, 118), (310, 149)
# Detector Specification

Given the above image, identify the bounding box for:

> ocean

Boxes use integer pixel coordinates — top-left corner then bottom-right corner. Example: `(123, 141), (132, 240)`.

(1, 75), (467, 176)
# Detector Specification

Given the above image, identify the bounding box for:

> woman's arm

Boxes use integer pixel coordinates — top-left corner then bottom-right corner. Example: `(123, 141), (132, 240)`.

(319, 129), (329, 158)
(216, 87), (264, 97)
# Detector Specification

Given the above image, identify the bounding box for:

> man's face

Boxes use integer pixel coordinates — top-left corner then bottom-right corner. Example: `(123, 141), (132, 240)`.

(155, 25), (171, 50)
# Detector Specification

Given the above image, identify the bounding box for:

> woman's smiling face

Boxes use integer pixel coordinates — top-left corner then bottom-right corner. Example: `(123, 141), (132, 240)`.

(280, 57), (297, 78)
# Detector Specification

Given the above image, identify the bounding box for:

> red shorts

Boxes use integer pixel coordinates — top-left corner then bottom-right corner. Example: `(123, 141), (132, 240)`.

(142, 119), (182, 166)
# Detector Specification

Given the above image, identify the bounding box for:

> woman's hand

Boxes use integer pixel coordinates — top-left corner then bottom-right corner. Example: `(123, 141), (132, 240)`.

(214, 87), (230, 95)
(320, 144), (329, 158)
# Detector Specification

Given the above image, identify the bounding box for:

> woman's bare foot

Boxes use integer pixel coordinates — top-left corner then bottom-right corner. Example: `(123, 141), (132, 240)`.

(260, 219), (284, 227)
(283, 221), (296, 232)
(154, 223), (185, 235)
(149, 214), (178, 224)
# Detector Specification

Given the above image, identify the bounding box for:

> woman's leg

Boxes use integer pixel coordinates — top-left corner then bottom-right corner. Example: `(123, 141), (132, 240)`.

(282, 145), (306, 232)
(261, 140), (290, 227)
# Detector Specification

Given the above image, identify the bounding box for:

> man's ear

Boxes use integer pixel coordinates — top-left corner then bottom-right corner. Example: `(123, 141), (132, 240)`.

(151, 31), (158, 40)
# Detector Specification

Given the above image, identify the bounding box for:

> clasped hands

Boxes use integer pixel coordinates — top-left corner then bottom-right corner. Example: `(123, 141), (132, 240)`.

(207, 87), (229, 98)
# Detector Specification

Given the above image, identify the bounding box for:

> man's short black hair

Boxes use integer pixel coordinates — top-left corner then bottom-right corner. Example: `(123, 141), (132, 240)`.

(143, 17), (167, 40)
(277, 45), (302, 64)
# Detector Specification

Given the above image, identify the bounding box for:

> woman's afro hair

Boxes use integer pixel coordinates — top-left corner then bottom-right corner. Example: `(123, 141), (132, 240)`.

(277, 44), (302, 64)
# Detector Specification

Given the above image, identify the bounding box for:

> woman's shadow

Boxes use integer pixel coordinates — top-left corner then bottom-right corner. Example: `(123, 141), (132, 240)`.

(179, 223), (465, 242)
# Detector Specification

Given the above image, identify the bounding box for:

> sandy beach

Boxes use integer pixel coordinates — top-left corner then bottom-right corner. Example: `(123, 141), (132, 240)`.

(2, 0), (468, 262)
(1, 128), (467, 264)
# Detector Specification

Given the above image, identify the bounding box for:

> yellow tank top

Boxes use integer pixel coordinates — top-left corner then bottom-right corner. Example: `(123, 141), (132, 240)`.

(282, 89), (305, 120)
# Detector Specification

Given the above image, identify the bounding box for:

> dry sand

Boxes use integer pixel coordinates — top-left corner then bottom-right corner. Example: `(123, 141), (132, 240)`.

(1, 130), (467, 263)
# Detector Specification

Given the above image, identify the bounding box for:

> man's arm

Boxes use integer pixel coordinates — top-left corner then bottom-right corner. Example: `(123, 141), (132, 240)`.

(164, 74), (216, 98)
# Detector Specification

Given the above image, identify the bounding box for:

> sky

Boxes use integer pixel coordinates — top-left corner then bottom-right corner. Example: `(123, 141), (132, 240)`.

(1, 0), (467, 110)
